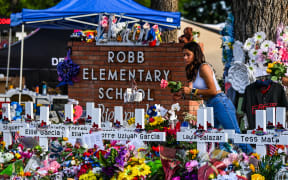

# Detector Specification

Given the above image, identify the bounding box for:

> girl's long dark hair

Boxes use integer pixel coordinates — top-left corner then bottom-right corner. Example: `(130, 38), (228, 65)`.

(183, 42), (206, 81)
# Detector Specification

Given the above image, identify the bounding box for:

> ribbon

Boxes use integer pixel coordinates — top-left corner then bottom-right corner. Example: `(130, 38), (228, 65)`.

(92, 123), (99, 129)
(276, 122), (284, 129)
(136, 123), (142, 129)
(66, 117), (72, 122)
(40, 120), (47, 127)
(87, 115), (92, 120)
(198, 124), (204, 130)
(256, 125), (263, 131)
(267, 121), (274, 127)
(3, 116), (9, 121)
(26, 114), (31, 119)
(207, 122), (212, 128)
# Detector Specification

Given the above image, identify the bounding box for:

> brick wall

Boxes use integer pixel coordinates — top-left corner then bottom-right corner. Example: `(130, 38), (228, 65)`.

(68, 41), (201, 120)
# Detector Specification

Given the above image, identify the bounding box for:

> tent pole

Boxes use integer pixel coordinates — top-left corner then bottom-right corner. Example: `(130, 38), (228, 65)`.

(5, 27), (12, 92)
(18, 24), (24, 103)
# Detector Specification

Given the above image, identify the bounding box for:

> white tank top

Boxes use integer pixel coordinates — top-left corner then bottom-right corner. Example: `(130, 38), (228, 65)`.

(192, 64), (221, 91)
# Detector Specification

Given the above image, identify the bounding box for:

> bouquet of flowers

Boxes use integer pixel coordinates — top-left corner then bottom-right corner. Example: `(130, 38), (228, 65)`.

(266, 61), (287, 81)
(160, 79), (182, 93)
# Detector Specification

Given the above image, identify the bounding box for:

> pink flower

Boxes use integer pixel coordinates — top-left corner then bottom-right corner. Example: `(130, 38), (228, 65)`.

(185, 160), (198, 172)
(279, 48), (288, 61)
(128, 144), (135, 151)
(160, 79), (168, 88)
(223, 158), (232, 166)
(228, 153), (238, 162)
(172, 177), (181, 180)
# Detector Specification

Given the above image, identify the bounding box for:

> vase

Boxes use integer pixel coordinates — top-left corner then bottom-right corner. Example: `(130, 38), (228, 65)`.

(282, 77), (288, 86)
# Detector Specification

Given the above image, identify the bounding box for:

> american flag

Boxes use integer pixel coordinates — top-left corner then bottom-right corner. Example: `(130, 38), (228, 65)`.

(268, 144), (278, 156)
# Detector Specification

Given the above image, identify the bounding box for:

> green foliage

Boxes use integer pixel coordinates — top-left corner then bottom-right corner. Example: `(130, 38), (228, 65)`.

(0, 0), (61, 17)
(183, 0), (231, 23)
(168, 81), (182, 93)
(99, 148), (118, 167)
(256, 155), (282, 180)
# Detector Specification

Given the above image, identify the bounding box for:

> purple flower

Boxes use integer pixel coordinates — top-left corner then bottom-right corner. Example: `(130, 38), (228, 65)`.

(102, 166), (115, 177)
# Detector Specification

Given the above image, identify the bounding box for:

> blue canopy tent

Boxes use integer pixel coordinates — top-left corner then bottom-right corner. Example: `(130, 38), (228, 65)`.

(9, 0), (181, 102)
(11, 0), (180, 29)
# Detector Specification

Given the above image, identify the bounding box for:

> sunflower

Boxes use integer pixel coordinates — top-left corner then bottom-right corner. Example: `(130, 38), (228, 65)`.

(251, 174), (265, 180)
(134, 164), (151, 177)
(118, 165), (138, 180)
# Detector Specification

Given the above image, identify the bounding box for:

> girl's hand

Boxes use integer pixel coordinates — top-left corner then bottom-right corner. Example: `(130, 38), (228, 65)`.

(183, 87), (191, 95)
(173, 89), (184, 100)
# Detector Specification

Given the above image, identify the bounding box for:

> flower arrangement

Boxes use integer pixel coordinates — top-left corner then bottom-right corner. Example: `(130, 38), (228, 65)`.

(57, 49), (80, 87)
(160, 79), (182, 93)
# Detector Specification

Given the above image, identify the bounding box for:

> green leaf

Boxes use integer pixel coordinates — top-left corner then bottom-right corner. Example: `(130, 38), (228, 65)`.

(271, 76), (278, 81)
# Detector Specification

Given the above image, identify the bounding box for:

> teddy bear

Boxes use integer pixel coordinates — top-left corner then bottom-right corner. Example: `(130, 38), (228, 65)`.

(111, 22), (126, 40)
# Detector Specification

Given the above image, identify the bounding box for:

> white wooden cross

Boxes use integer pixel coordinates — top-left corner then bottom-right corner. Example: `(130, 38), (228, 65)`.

(1, 103), (12, 147)
(25, 102), (34, 121)
(0, 103), (27, 148)
(135, 108), (145, 129)
(39, 106), (50, 151)
(177, 107), (228, 153)
(19, 106), (64, 151)
(235, 109), (283, 157)
(64, 104), (73, 124)
(114, 106), (123, 126)
(86, 102), (95, 121)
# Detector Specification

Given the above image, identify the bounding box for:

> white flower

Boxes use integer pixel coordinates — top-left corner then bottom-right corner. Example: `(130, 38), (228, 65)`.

(253, 31), (266, 42)
(248, 48), (258, 60)
(284, 26), (288, 33)
(243, 38), (254, 51)
(171, 103), (180, 111)
(82, 144), (88, 149)
(260, 40), (275, 52)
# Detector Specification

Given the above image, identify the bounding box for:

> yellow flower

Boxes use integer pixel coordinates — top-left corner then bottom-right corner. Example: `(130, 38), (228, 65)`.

(267, 63), (273, 68)
(145, 114), (149, 119)
(0, 141), (5, 147)
(63, 137), (68, 141)
(266, 68), (272, 73)
(134, 164), (151, 177)
(250, 164), (255, 172)
(127, 117), (135, 125)
(251, 174), (265, 180)
(118, 165), (138, 180)
(251, 153), (260, 160)
(19, 171), (24, 177)
(15, 153), (21, 159)
(233, 160), (239, 167)
(79, 174), (88, 180)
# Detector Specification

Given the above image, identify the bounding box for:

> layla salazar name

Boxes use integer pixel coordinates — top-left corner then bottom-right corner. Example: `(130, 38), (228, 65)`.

(182, 134), (223, 141)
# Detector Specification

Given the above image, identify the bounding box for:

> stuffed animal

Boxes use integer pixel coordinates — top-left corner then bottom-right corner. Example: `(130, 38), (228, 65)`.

(82, 30), (97, 43)
(111, 22), (126, 39)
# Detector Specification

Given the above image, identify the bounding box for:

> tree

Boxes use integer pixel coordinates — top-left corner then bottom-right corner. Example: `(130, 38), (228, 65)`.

(0, 0), (61, 17)
(150, 0), (179, 43)
(232, 0), (288, 42)
(182, 0), (231, 24)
